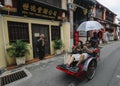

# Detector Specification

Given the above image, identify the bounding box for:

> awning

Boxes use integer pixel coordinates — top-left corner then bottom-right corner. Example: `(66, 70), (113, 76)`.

(93, 17), (106, 24)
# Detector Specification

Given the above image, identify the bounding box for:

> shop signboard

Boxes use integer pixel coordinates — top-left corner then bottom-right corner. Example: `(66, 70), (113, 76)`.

(17, 0), (67, 21)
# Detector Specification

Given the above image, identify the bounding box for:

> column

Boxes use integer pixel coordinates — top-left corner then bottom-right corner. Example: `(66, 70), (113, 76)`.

(93, 5), (96, 17)
(103, 9), (106, 20)
(68, 0), (74, 48)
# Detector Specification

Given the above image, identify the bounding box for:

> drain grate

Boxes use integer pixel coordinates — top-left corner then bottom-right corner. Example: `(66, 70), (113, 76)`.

(0, 70), (27, 86)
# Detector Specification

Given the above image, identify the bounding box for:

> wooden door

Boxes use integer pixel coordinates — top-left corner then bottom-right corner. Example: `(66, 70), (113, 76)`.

(32, 24), (50, 58)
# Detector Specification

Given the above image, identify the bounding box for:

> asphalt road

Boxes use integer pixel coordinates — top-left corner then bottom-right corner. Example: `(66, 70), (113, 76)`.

(7, 41), (120, 86)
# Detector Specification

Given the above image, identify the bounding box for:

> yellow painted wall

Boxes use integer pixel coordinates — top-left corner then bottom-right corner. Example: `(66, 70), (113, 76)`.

(50, 22), (71, 54)
(0, 15), (7, 68)
(1, 15), (70, 66)
(62, 0), (67, 10)
(62, 22), (71, 52)
(46, 23), (71, 54)
(0, 0), (70, 67)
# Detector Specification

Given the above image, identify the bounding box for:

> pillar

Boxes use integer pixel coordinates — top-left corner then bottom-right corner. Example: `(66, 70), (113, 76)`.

(68, 0), (74, 48)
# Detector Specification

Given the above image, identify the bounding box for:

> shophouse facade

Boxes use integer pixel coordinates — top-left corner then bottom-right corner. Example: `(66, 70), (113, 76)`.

(93, 1), (119, 41)
(0, 0), (71, 67)
(70, 0), (96, 45)
(72, 0), (120, 43)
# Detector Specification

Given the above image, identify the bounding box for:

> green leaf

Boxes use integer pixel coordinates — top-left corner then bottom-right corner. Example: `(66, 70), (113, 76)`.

(6, 40), (29, 58)
(53, 39), (63, 50)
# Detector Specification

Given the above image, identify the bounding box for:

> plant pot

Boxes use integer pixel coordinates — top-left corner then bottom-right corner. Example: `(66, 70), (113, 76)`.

(16, 56), (26, 65)
(55, 49), (62, 55)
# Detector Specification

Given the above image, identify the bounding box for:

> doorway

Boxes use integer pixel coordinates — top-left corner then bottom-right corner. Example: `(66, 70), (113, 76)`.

(32, 24), (50, 58)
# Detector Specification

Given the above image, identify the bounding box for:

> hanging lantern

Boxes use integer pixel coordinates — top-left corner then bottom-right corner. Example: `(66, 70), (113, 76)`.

(61, 12), (66, 21)
(74, 31), (79, 45)
(62, 12), (65, 18)
(4, 0), (12, 7)
(4, 0), (13, 15)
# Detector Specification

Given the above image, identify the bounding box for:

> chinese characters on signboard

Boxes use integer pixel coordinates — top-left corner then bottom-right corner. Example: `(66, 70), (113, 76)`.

(17, 0), (66, 21)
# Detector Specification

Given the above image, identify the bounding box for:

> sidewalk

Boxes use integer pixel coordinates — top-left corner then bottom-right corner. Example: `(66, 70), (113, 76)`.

(6, 55), (55, 70)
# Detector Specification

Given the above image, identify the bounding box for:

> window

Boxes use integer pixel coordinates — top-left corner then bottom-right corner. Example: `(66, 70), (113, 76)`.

(96, 8), (102, 18)
(51, 26), (60, 40)
(106, 11), (114, 22)
(7, 21), (29, 43)
(12, 0), (17, 8)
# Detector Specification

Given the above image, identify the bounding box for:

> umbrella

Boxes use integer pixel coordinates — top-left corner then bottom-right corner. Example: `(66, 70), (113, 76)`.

(77, 21), (104, 31)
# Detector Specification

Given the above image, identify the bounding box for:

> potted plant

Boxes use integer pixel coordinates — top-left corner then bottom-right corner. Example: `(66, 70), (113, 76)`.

(6, 40), (29, 65)
(53, 39), (63, 54)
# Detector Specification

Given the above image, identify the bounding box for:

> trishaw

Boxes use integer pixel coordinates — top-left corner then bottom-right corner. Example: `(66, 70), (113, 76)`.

(56, 48), (100, 80)
(56, 20), (103, 80)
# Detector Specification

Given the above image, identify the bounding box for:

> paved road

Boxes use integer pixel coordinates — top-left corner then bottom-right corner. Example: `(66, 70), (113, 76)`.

(79, 42), (120, 86)
(6, 41), (120, 86)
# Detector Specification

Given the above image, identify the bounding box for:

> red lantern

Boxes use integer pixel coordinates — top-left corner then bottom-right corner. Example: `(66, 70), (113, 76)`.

(74, 31), (79, 45)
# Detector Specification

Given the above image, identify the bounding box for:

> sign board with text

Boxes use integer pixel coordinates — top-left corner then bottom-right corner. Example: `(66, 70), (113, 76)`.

(17, 0), (67, 21)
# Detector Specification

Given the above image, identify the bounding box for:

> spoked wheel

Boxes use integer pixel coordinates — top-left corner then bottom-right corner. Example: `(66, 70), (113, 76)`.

(86, 60), (97, 80)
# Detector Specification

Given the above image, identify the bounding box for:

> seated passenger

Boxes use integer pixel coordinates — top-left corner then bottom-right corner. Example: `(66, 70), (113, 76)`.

(71, 41), (83, 54)
(76, 41), (97, 67)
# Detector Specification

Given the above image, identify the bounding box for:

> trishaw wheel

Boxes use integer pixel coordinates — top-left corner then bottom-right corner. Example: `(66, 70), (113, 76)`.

(86, 60), (97, 80)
